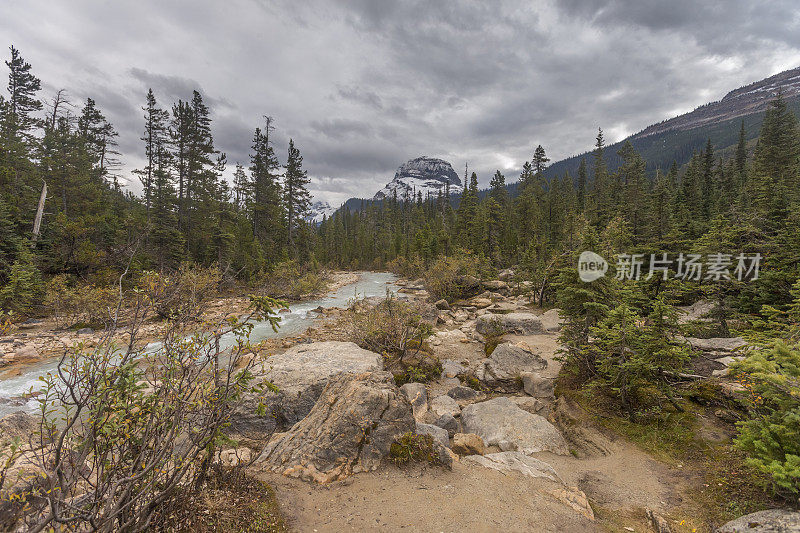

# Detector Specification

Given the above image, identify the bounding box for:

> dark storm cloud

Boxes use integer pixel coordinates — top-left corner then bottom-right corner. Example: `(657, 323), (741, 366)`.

(1, 0), (799, 204)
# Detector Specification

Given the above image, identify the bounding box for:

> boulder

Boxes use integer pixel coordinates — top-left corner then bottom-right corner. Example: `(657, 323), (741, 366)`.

(230, 341), (382, 442)
(498, 269), (515, 281)
(716, 509), (800, 532)
(441, 359), (466, 378)
(76, 327), (93, 335)
(461, 397), (569, 455)
(510, 396), (548, 416)
(13, 345), (39, 360)
(687, 337), (748, 353)
(540, 309), (563, 333)
(400, 382), (428, 422)
(476, 342), (547, 385)
(522, 372), (554, 398)
(677, 299), (714, 324)
(463, 451), (561, 482)
(429, 394), (461, 418)
(257, 371), (415, 483)
(447, 385), (481, 401)
(434, 299), (450, 310)
(482, 280), (509, 292)
(476, 313), (544, 336)
(433, 413), (459, 437)
(451, 433), (485, 456)
(470, 298), (492, 309)
(215, 447), (253, 467)
(416, 422), (449, 447)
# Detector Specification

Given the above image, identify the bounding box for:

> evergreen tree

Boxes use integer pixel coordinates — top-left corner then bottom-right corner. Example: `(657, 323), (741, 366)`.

(284, 138), (311, 253)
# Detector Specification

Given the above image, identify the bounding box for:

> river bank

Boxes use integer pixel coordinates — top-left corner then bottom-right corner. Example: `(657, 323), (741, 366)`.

(0, 271), (395, 417)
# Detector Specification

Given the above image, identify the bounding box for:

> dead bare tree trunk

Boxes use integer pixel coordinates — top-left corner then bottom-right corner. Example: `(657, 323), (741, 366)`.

(32, 181), (47, 242)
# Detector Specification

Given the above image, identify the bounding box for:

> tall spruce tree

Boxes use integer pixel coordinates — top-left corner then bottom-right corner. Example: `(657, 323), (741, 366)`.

(284, 138), (311, 253)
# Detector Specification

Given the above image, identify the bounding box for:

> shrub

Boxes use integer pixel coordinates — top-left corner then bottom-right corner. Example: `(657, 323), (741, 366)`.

(347, 294), (434, 365)
(11, 291), (284, 531)
(260, 261), (325, 300)
(139, 265), (221, 319)
(393, 360), (443, 386)
(423, 252), (491, 302)
(44, 275), (118, 328)
(733, 341), (800, 499)
(389, 432), (444, 467)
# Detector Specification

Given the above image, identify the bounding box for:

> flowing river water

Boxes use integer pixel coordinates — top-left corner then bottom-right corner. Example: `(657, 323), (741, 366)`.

(0, 271), (399, 418)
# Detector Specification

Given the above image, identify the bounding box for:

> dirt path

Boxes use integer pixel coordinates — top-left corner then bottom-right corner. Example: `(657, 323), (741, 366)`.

(259, 462), (597, 532)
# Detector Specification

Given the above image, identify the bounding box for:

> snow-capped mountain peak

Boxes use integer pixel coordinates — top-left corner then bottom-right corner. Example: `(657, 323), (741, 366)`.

(305, 200), (337, 223)
(374, 156), (463, 201)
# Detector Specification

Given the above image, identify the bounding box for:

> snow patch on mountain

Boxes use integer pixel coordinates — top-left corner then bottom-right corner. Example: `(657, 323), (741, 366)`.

(374, 156), (463, 201)
(306, 200), (337, 223)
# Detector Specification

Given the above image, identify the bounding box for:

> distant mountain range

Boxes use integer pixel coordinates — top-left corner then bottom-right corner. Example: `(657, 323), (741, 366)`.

(327, 65), (800, 216)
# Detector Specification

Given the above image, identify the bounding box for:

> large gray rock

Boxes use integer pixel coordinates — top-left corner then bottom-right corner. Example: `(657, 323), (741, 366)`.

(429, 394), (461, 418)
(522, 372), (554, 398)
(540, 309), (564, 333)
(462, 451), (562, 482)
(476, 342), (547, 384)
(442, 359), (466, 378)
(687, 337), (748, 353)
(476, 313), (544, 336)
(229, 342), (383, 442)
(482, 280), (509, 292)
(257, 371), (414, 483)
(716, 509), (800, 532)
(461, 397), (569, 455)
(433, 413), (459, 437)
(416, 422), (449, 447)
(400, 382), (428, 422)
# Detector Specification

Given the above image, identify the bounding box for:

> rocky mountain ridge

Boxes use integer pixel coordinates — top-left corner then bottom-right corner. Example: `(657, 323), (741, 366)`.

(373, 156), (463, 201)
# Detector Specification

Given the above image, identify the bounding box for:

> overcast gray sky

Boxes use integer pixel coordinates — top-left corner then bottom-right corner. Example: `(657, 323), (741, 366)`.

(2, 0), (800, 205)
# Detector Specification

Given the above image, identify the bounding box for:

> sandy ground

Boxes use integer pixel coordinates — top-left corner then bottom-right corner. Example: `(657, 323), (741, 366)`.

(259, 462), (597, 532)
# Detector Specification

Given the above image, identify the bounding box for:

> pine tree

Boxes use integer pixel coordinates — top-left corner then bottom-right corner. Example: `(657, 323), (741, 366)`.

(577, 157), (587, 211)
(250, 118), (283, 258)
(284, 138), (311, 253)
(135, 89), (170, 217)
(532, 144), (549, 175)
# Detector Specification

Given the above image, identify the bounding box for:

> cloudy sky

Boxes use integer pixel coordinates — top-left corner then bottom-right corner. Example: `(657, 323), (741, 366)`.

(2, 0), (800, 205)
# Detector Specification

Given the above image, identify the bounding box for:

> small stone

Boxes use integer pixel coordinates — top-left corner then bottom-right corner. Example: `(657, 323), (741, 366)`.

(452, 433), (485, 455)
(434, 299), (450, 310)
(76, 327), (94, 335)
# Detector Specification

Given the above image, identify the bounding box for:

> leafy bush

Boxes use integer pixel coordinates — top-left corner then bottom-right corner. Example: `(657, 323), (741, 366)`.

(393, 360), (443, 386)
(423, 252), (492, 302)
(9, 290), (283, 531)
(139, 264), (222, 319)
(260, 261), (325, 300)
(347, 294), (434, 365)
(389, 432), (444, 467)
(733, 341), (800, 499)
(386, 256), (425, 280)
(44, 274), (118, 328)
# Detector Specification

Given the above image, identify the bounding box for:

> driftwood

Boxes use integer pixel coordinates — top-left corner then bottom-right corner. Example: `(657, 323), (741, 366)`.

(32, 181), (47, 242)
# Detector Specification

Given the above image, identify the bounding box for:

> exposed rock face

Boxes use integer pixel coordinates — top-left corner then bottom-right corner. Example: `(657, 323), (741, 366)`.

(549, 397), (612, 458)
(257, 371), (415, 483)
(229, 342), (383, 442)
(463, 451), (561, 482)
(716, 509), (800, 532)
(461, 397), (569, 455)
(374, 157), (463, 201)
(476, 313), (544, 336)
(433, 413), (459, 437)
(476, 342), (547, 385)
